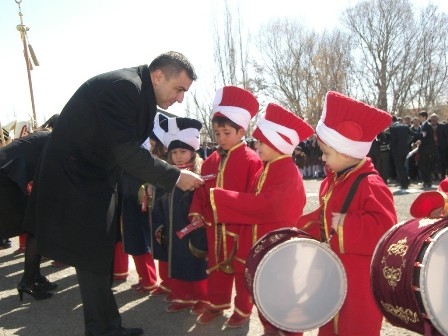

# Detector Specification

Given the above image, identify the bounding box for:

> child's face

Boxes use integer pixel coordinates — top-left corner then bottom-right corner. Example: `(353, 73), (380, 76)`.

(170, 148), (194, 165)
(255, 141), (281, 162)
(318, 140), (354, 173)
(213, 124), (246, 151)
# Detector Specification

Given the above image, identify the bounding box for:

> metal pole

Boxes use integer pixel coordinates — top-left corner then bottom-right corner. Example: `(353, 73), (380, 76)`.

(15, 0), (38, 129)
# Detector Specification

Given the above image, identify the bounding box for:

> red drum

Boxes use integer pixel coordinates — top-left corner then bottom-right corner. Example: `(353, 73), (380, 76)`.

(245, 227), (347, 332)
(371, 217), (448, 336)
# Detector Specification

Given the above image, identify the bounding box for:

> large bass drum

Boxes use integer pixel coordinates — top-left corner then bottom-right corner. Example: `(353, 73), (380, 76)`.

(245, 227), (347, 332)
(371, 217), (448, 336)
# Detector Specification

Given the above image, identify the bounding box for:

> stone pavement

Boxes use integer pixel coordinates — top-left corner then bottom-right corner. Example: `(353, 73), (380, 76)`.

(0, 178), (429, 336)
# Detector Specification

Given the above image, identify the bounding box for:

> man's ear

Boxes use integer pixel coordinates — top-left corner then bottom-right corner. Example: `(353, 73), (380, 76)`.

(151, 69), (164, 85)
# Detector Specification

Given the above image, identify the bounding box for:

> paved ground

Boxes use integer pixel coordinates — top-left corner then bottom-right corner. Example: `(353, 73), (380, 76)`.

(0, 178), (431, 336)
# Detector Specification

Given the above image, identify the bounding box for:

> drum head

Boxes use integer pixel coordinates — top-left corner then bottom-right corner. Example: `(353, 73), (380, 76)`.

(421, 227), (448, 335)
(253, 238), (347, 332)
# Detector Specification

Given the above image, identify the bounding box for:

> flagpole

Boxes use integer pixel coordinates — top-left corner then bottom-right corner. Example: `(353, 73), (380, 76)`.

(15, 0), (38, 129)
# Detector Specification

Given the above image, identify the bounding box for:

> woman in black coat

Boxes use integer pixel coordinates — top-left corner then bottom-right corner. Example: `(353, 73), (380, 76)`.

(28, 51), (204, 336)
(0, 117), (59, 300)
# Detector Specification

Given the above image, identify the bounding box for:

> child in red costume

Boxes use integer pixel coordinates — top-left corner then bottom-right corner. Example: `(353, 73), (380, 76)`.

(209, 103), (314, 335)
(297, 91), (397, 336)
(410, 177), (448, 218)
(189, 86), (263, 327)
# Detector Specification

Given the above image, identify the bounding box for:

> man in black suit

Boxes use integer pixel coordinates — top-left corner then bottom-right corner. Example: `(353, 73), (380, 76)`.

(389, 116), (415, 190)
(414, 111), (435, 189)
(28, 51), (204, 336)
(198, 141), (215, 159)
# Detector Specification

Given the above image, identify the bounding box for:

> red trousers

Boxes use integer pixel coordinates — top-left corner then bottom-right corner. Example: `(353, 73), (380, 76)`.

(157, 261), (171, 292)
(18, 233), (27, 248)
(208, 270), (252, 317)
(113, 241), (128, 280)
(132, 253), (157, 289)
(169, 278), (207, 303)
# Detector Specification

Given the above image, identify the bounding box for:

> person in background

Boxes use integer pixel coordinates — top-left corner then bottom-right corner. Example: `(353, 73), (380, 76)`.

(189, 86), (263, 327)
(376, 128), (391, 183)
(293, 144), (307, 177)
(431, 113), (448, 181)
(297, 91), (397, 336)
(152, 117), (208, 313)
(27, 51), (203, 336)
(209, 103), (314, 335)
(414, 111), (435, 189)
(389, 115), (416, 190)
(197, 141), (215, 160)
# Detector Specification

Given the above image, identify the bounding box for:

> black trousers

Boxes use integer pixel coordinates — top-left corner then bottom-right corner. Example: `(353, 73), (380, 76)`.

(75, 267), (122, 336)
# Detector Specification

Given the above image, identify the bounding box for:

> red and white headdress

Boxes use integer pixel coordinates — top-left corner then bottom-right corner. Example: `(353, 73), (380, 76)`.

(211, 86), (259, 130)
(253, 103), (314, 154)
(410, 178), (448, 218)
(316, 91), (391, 159)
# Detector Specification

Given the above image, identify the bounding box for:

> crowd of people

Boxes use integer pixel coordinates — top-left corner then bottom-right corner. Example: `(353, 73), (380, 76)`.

(1, 50), (446, 336)
(368, 111), (448, 190)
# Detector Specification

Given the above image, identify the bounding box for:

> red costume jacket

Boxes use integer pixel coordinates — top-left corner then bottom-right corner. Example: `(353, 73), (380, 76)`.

(189, 142), (262, 272)
(297, 158), (397, 335)
(210, 155), (306, 272)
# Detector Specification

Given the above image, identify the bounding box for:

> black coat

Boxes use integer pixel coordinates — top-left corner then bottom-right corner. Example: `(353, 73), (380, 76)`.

(31, 65), (180, 273)
(0, 131), (50, 238)
(389, 122), (413, 155)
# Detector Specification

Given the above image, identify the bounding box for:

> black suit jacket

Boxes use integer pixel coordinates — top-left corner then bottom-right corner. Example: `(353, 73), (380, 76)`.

(389, 122), (413, 155)
(31, 65), (180, 272)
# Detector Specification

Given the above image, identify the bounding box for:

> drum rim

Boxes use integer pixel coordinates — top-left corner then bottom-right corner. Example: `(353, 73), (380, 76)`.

(419, 225), (448, 335)
(253, 237), (347, 332)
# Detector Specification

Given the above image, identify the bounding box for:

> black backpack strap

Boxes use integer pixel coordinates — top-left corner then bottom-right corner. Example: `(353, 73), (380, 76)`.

(340, 172), (374, 214)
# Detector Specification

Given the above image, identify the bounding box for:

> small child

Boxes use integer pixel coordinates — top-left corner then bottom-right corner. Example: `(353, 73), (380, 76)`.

(152, 117), (208, 313)
(189, 86), (263, 326)
(297, 91), (397, 336)
(209, 103), (314, 335)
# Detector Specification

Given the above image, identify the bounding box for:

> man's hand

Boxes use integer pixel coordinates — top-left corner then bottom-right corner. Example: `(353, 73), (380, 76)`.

(176, 170), (204, 192)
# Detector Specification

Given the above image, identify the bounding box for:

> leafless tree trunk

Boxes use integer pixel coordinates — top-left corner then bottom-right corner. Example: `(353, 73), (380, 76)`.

(253, 19), (352, 126)
(343, 0), (448, 114)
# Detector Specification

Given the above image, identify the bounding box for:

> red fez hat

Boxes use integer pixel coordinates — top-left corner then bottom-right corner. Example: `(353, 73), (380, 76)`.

(253, 103), (314, 154)
(410, 178), (448, 218)
(212, 86), (259, 130)
(316, 91), (391, 159)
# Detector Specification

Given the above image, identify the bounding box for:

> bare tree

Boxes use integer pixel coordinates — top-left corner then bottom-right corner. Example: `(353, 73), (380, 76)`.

(343, 0), (448, 114)
(412, 5), (448, 110)
(253, 19), (352, 126)
(189, 0), (256, 141)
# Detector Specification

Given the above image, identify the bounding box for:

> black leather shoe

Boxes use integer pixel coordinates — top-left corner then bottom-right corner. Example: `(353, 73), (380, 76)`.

(120, 327), (143, 336)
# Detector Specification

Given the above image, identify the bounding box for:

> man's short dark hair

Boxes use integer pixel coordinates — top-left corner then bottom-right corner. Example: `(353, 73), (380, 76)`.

(149, 51), (197, 81)
(418, 111), (428, 118)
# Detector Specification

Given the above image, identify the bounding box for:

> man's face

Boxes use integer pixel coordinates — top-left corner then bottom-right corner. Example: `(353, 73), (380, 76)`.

(430, 116), (438, 125)
(152, 69), (193, 110)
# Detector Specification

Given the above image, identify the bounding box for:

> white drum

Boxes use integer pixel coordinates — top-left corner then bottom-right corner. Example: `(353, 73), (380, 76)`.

(245, 227), (347, 332)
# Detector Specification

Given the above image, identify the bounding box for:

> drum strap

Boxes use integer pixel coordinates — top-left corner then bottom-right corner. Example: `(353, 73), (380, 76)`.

(321, 172), (374, 242)
(340, 172), (374, 213)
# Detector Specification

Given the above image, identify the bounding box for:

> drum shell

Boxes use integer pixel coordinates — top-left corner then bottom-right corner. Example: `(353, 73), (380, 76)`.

(245, 227), (311, 297)
(245, 227), (347, 332)
(370, 217), (448, 336)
